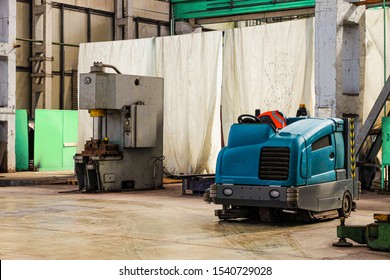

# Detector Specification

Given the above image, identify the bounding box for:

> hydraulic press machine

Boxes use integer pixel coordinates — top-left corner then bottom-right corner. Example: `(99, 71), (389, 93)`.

(74, 63), (164, 192)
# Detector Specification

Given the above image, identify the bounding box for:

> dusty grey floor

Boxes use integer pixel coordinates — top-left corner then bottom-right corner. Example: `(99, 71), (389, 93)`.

(0, 180), (390, 260)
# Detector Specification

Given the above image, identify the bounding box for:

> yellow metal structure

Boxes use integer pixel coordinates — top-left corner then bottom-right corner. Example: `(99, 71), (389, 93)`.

(373, 213), (390, 222)
(88, 109), (106, 117)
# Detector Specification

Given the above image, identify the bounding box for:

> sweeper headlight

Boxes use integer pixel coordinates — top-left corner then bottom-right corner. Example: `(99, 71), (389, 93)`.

(269, 189), (280, 198)
(222, 188), (233, 196)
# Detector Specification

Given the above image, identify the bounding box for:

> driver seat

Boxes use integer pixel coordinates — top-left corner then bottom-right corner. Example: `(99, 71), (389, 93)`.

(257, 110), (286, 129)
(228, 123), (276, 148)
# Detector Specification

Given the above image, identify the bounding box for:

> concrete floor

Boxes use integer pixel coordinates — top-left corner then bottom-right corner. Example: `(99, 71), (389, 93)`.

(1, 172), (390, 260)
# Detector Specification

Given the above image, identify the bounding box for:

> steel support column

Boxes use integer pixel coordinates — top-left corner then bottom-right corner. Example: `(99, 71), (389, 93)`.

(315, 0), (366, 126)
(115, 0), (135, 40)
(0, 0), (16, 172)
(31, 0), (53, 117)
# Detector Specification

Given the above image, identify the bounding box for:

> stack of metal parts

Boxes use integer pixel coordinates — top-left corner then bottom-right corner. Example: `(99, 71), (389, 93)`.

(81, 139), (120, 158)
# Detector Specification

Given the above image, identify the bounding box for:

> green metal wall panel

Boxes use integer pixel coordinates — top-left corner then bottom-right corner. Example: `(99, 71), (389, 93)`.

(15, 110), (29, 171)
(34, 109), (78, 171)
(382, 117), (390, 165)
(171, 0), (315, 20)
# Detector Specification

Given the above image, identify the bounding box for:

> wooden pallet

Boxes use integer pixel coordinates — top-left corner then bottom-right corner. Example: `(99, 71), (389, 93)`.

(66, 179), (78, 185)
(163, 178), (182, 184)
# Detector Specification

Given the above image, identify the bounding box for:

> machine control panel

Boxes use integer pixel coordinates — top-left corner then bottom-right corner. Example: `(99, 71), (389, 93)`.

(123, 106), (132, 147)
(122, 104), (157, 148)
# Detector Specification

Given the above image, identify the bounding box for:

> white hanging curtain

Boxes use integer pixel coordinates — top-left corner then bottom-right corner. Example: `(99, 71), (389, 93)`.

(364, 9), (390, 121)
(221, 18), (315, 144)
(155, 31), (223, 174)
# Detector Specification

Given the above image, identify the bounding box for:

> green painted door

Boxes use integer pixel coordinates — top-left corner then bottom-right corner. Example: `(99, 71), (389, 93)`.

(34, 109), (78, 171)
(15, 110), (29, 171)
(63, 111), (79, 168)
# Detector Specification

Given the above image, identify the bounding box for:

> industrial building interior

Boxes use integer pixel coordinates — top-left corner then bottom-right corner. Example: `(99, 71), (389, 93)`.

(1, 0), (390, 260)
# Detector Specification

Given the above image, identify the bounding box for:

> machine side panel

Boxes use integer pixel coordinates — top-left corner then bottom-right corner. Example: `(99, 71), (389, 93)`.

(214, 184), (289, 208)
(132, 105), (157, 148)
(213, 179), (354, 212)
(297, 179), (354, 211)
(227, 124), (275, 148)
(79, 73), (116, 109)
(115, 75), (164, 109)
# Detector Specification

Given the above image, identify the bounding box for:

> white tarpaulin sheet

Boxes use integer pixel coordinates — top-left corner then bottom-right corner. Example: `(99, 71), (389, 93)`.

(221, 18), (315, 144)
(155, 32), (222, 174)
(78, 32), (222, 174)
(364, 9), (390, 121)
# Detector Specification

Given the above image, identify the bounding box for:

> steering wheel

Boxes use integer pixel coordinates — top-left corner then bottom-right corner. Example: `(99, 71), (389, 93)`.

(237, 114), (263, 124)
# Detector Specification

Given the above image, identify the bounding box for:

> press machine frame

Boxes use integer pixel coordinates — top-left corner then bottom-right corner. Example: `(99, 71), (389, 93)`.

(74, 63), (164, 192)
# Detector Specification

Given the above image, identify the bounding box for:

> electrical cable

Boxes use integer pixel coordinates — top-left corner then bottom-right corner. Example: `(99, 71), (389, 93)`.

(152, 155), (165, 189)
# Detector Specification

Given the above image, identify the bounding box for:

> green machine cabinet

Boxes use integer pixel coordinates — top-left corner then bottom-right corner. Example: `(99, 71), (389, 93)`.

(15, 110), (29, 171)
(382, 117), (390, 165)
(381, 117), (390, 191)
(333, 214), (390, 251)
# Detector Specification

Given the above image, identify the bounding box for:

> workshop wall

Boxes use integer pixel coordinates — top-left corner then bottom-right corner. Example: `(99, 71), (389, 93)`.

(15, 0), (170, 115)
(55, 0), (114, 11)
(15, 0), (114, 112)
(15, 2), (31, 110)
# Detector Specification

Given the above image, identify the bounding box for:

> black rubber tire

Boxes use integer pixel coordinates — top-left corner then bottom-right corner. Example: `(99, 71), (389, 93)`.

(258, 207), (285, 222)
(338, 191), (353, 218)
(258, 207), (272, 222)
(301, 210), (318, 223)
(269, 208), (285, 222)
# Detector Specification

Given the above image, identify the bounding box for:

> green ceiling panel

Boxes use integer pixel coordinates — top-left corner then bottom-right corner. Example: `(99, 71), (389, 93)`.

(171, 0), (315, 20)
